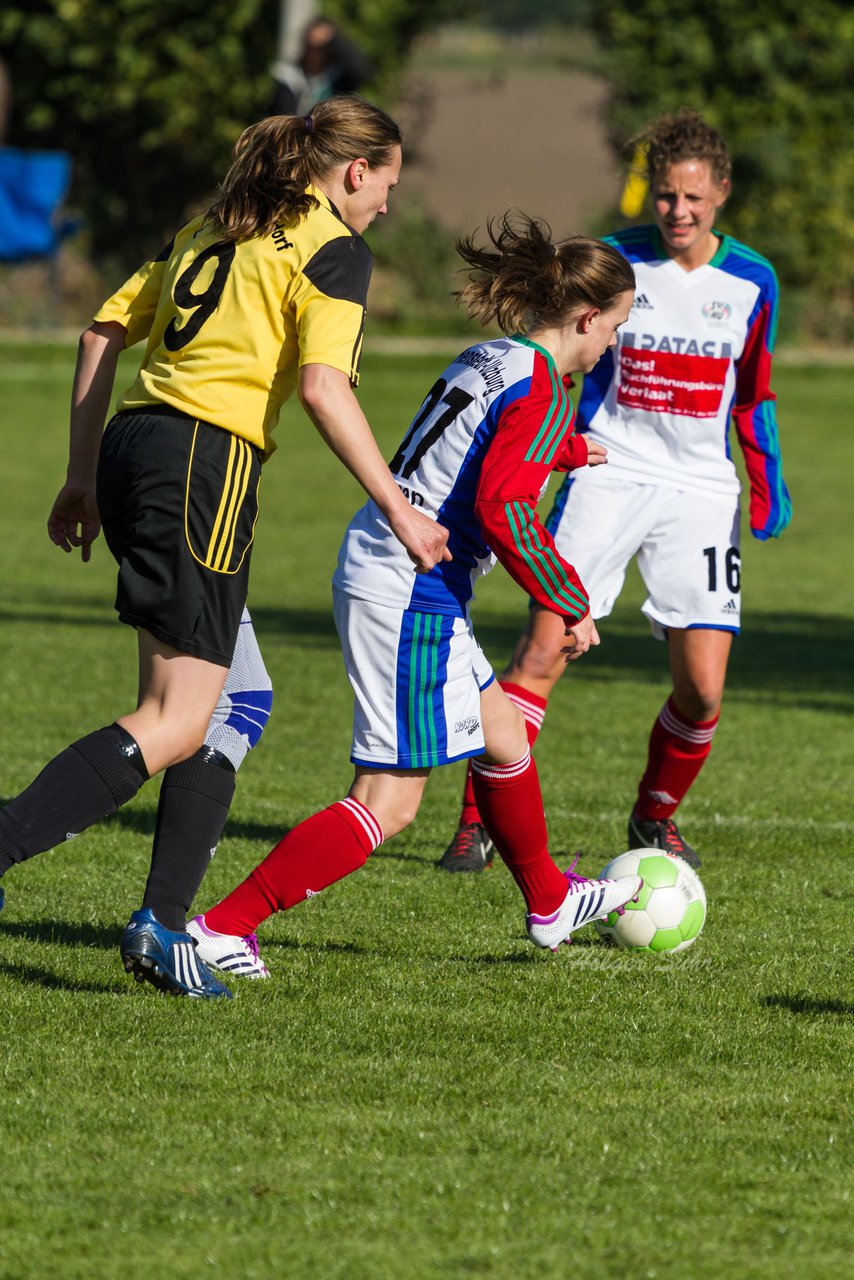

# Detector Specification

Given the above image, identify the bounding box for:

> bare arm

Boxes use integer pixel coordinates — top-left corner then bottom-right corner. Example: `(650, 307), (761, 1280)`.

(47, 320), (127, 561)
(298, 364), (451, 573)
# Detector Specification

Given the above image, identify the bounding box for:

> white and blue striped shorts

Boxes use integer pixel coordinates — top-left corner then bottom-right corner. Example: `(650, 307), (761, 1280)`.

(332, 587), (494, 770)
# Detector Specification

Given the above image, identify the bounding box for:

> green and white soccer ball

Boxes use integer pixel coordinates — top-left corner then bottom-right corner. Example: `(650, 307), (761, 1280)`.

(594, 849), (706, 953)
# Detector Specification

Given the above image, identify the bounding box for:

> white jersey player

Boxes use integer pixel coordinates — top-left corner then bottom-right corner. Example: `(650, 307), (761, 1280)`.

(332, 333), (590, 767)
(441, 109), (791, 874)
(188, 217), (647, 973)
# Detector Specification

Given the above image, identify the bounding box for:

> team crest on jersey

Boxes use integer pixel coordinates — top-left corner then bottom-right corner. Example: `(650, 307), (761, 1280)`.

(702, 300), (733, 321)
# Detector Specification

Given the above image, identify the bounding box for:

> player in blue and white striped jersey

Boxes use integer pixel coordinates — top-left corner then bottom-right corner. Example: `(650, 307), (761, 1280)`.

(188, 215), (646, 977)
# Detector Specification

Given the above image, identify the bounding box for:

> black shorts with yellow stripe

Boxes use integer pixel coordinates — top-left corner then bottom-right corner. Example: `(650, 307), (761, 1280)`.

(97, 407), (262, 667)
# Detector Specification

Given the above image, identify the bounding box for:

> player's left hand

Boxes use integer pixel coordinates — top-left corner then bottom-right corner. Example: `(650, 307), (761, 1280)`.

(47, 482), (101, 562)
(562, 613), (600, 661)
(585, 441), (608, 467)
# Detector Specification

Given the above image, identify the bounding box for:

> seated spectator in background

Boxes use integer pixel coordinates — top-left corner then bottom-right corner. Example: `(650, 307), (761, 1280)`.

(269, 17), (372, 117)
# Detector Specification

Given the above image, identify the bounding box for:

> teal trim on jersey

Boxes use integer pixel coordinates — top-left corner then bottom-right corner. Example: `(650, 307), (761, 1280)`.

(715, 236), (780, 349)
(511, 334), (558, 372)
(708, 233), (731, 268)
(765, 288), (780, 352)
(511, 338), (574, 466)
(711, 232), (777, 283)
(644, 225), (729, 268)
(754, 398), (790, 535)
(613, 224), (751, 272)
(724, 239), (775, 270)
(530, 365), (573, 466)
(719, 236), (779, 276)
(525, 362), (561, 464)
(506, 501), (587, 617)
(608, 226), (654, 244)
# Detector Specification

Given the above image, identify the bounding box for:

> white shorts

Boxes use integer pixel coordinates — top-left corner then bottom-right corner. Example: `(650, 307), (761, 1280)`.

(332, 588), (495, 769)
(546, 469), (742, 638)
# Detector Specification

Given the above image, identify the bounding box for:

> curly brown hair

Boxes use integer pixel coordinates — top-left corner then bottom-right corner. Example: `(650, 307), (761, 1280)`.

(455, 212), (635, 334)
(634, 108), (731, 187)
(205, 95), (402, 242)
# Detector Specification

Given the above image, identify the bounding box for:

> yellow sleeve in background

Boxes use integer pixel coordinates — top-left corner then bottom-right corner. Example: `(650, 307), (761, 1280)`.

(619, 142), (650, 219)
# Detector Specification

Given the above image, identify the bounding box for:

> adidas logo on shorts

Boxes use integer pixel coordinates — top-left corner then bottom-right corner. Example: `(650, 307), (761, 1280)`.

(721, 598), (739, 614)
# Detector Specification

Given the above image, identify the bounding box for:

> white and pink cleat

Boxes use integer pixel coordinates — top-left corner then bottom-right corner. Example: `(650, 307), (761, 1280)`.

(526, 858), (643, 951)
(187, 914), (271, 979)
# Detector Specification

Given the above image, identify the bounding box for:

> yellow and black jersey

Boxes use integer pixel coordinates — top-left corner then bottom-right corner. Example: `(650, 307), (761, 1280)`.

(95, 187), (371, 456)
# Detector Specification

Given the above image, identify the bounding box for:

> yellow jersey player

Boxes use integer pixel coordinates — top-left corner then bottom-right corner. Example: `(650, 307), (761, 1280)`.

(0, 96), (449, 999)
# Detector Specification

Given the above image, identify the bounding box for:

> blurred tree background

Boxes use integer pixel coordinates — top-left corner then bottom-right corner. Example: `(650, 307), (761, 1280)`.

(0, 0), (280, 261)
(0, 0), (851, 339)
(591, 0), (854, 340)
(0, 0), (454, 261)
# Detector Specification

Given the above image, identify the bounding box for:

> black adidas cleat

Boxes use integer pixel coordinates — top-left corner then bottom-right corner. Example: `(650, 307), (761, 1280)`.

(627, 813), (701, 869)
(437, 822), (495, 873)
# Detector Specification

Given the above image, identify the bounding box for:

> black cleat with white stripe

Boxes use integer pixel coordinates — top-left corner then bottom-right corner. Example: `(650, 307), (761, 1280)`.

(120, 908), (233, 999)
(627, 813), (701, 869)
(437, 822), (495, 873)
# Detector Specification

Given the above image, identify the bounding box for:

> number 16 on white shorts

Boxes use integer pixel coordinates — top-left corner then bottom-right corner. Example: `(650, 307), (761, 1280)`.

(549, 473), (742, 638)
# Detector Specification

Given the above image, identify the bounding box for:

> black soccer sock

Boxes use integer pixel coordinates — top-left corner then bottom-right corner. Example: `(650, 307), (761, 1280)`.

(0, 723), (149, 877)
(141, 746), (236, 932)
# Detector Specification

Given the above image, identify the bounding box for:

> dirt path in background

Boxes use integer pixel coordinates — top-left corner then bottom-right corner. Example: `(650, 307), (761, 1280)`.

(397, 67), (620, 236)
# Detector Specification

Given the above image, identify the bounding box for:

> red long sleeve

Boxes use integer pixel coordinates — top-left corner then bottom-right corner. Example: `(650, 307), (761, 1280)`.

(474, 391), (589, 624)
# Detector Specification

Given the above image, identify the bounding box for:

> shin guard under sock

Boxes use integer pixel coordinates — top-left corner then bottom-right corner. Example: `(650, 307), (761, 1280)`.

(142, 746), (237, 932)
(470, 751), (566, 915)
(634, 697), (719, 821)
(459, 681), (548, 825)
(0, 724), (148, 876)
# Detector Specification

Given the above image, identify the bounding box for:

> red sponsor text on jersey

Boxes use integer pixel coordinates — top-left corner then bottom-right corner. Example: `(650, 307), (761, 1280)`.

(617, 345), (729, 418)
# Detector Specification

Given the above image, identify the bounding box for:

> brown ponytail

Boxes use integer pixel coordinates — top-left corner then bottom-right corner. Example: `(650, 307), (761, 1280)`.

(206, 95), (402, 241)
(456, 213), (635, 333)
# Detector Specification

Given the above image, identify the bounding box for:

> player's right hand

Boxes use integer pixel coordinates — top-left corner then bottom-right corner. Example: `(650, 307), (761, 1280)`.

(391, 506), (452, 574)
(585, 441), (608, 467)
(47, 482), (101, 562)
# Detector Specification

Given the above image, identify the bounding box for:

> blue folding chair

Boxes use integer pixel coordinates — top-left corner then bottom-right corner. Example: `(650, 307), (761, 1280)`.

(0, 146), (73, 262)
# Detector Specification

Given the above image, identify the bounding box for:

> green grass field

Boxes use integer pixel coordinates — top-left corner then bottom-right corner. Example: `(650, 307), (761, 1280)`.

(0, 342), (852, 1280)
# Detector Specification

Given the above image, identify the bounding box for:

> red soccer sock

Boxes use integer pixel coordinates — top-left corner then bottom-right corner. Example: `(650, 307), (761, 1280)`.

(204, 797), (384, 938)
(459, 681), (548, 825)
(634, 696), (719, 822)
(470, 750), (566, 915)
